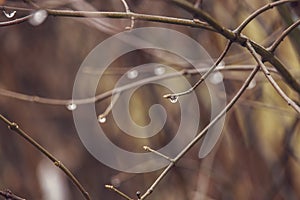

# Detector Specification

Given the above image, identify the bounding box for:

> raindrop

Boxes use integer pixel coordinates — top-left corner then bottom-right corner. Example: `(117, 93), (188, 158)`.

(98, 115), (106, 123)
(247, 79), (256, 90)
(3, 10), (16, 19)
(66, 103), (77, 111)
(209, 72), (223, 84)
(169, 95), (178, 103)
(29, 10), (48, 26)
(154, 66), (165, 75)
(127, 70), (138, 79)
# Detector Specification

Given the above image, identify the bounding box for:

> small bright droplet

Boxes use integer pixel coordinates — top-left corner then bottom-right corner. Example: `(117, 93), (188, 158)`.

(127, 70), (138, 79)
(169, 95), (178, 103)
(154, 66), (165, 75)
(29, 10), (48, 26)
(3, 10), (16, 19)
(247, 79), (256, 90)
(66, 103), (77, 111)
(98, 115), (106, 123)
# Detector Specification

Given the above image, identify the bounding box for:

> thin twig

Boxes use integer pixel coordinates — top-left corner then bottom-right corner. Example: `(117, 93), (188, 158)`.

(98, 93), (120, 123)
(2, 3), (299, 93)
(0, 5), (213, 31)
(143, 146), (174, 163)
(140, 64), (261, 200)
(0, 65), (280, 106)
(169, 0), (300, 94)
(245, 40), (300, 113)
(234, 0), (296, 34)
(120, 0), (134, 29)
(105, 185), (134, 200)
(163, 41), (232, 99)
(0, 14), (32, 27)
(268, 18), (300, 53)
(0, 190), (25, 200)
(0, 115), (91, 200)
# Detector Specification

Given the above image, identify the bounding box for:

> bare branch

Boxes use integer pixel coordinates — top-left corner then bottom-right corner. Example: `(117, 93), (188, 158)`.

(163, 41), (232, 100)
(169, 0), (300, 94)
(0, 190), (25, 200)
(98, 93), (120, 123)
(234, 0), (296, 34)
(143, 146), (174, 163)
(140, 64), (261, 199)
(0, 65), (280, 106)
(0, 115), (91, 200)
(0, 14), (32, 27)
(268, 18), (300, 52)
(105, 185), (134, 200)
(246, 40), (300, 113)
(120, 0), (134, 30)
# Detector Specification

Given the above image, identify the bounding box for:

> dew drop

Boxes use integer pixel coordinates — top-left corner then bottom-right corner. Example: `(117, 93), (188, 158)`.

(127, 70), (138, 79)
(154, 66), (165, 75)
(3, 10), (16, 19)
(247, 79), (256, 90)
(29, 10), (48, 26)
(98, 115), (106, 123)
(169, 95), (178, 103)
(66, 103), (77, 111)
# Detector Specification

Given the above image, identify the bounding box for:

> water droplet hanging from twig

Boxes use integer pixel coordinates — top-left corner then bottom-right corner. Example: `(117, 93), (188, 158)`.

(29, 10), (48, 26)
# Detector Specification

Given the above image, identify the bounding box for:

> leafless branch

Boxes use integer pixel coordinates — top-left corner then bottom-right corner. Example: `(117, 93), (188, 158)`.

(246, 40), (300, 113)
(268, 18), (300, 52)
(0, 115), (91, 200)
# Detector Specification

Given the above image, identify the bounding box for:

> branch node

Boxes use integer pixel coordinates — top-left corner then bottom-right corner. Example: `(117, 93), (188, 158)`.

(105, 184), (134, 200)
(8, 122), (19, 131)
(54, 160), (61, 167)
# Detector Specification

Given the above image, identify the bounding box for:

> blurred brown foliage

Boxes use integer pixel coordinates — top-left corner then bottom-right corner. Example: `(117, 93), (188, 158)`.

(0, 0), (300, 200)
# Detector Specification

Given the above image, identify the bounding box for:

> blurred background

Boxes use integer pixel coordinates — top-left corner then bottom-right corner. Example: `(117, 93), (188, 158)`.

(0, 0), (300, 199)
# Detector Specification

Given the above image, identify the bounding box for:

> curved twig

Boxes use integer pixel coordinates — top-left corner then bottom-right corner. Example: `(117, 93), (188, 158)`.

(0, 14), (32, 27)
(163, 41), (232, 99)
(0, 5), (213, 31)
(0, 190), (25, 200)
(234, 0), (296, 34)
(169, 0), (300, 95)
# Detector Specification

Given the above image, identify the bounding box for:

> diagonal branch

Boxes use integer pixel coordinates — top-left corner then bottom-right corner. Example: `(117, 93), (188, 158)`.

(234, 0), (296, 34)
(0, 14), (32, 27)
(140, 63), (261, 200)
(0, 115), (91, 200)
(169, 0), (300, 95)
(163, 41), (232, 100)
(246, 40), (300, 113)
(268, 18), (300, 53)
